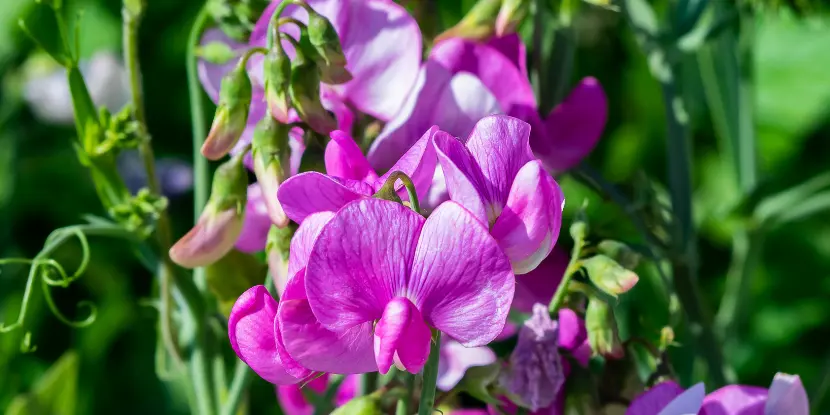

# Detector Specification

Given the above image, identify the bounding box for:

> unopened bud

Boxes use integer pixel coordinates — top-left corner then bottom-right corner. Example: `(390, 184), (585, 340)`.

(306, 11), (352, 85)
(207, 0), (270, 42)
(170, 154), (248, 267)
(495, 0), (530, 36)
(252, 116), (291, 227)
(264, 47), (292, 122)
(289, 55), (337, 135)
(582, 255), (639, 297)
(597, 240), (642, 270)
(435, 0), (501, 43)
(202, 63), (252, 160)
(266, 225), (293, 296)
(585, 299), (624, 359)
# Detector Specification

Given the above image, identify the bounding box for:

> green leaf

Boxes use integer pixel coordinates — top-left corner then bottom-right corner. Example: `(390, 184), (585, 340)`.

(331, 395), (382, 415)
(623, 0), (659, 37)
(6, 350), (79, 415)
(754, 171), (830, 228)
(205, 249), (267, 317)
(675, 0), (709, 36)
(457, 363), (502, 405)
(67, 66), (98, 141)
(18, 3), (70, 65)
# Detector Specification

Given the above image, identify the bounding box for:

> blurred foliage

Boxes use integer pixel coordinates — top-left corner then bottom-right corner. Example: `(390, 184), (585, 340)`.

(0, 0), (829, 413)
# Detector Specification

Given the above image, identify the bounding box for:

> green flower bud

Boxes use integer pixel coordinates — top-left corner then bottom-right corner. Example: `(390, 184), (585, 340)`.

(264, 47), (292, 122)
(582, 254), (639, 297)
(207, 0), (270, 42)
(586, 299), (624, 359)
(496, 0), (531, 36)
(289, 54), (337, 134)
(597, 240), (642, 270)
(266, 224), (294, 296)
(202, 63), (252, 160)
(306, 10), (352, 85)
(252, 116), (291, 227)
(435, 0), (501, 43)
(170, 154), (248, 268)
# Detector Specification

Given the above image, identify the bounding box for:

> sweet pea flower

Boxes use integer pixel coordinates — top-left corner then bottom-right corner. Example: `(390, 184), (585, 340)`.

(437, 338), (497, 391)
(628, 373), (809, 415)
(276, 374), (358, 415)
(434, 115), (564, 274)
(279, 198), (515, 376)
(277, 127), (440, 223)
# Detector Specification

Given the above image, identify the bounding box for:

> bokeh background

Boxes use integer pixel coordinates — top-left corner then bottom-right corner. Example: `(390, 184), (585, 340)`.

(1, 0), (829, 413)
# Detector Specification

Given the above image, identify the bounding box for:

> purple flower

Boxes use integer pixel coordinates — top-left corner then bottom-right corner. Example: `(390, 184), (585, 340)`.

(437, 338), (497, 391)
(281, 198), (514, 375)
(434, 115), (564, 274)
(276, 374), (358, 415)
(503, 304), (566, 411)
(235, 183), (271, 253)
(277, 127), (440, 223)
(627, 372), (809, 415)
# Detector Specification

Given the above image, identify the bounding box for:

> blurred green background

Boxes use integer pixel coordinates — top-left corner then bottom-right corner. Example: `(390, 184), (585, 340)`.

(1, 0), (829, 413)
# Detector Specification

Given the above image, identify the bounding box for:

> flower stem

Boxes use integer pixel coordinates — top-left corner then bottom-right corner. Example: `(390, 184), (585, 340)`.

(379, 171), (421, 214)
(396, 373), (416, 415)
(548, 232), (584, 314)
(359, 372), (378, 396)
(417, 331), (441, 415)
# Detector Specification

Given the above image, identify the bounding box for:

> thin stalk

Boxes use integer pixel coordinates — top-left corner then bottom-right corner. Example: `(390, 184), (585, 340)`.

(417, 332), (441, 415)
(122, 0), (182, 367)
(396, 374), (415, 415)
(715, 230), (763, 334)
(359, 372), (379, 396)
(220, 358), (252, 415)
(384, 171), (421, 214)
(548, 236), (584, 314)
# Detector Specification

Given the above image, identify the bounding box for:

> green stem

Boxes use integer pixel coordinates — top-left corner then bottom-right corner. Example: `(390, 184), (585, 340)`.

(401, 374), (415, 415)
(359, 372), (378, 396)
(417, 331), (441, 415)
(379, 171), (421, 214)
(715, 230), (763, 336)
(220, 357), (252, 415)
(548, 234), (584, 314)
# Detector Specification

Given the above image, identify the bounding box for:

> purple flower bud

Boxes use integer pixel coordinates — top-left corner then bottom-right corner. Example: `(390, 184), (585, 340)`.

(202, 64), (252, 160)
(503, 303), (565, 411)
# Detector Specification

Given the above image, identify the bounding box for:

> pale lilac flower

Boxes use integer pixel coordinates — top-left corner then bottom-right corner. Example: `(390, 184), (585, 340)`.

(437, 338), (497, 391)
(116, 151), (193, 197)
(503, 304), (566, 412)
(627, 373), (809, 415)
(279, 198), (515, 375)
(276, 374), (358, 415)
(434, 115), (564, 274)
(277, 127), (440, 223)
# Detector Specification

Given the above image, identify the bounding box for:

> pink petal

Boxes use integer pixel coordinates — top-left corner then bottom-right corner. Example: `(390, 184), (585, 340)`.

(486, 34), (529, 79)
(434, 132), (490, 224)
(430, 37), (535, 113)
(228, 286), (300, 385)
(512, 248), (569, 313)
(305, 199), (424, 331)
(537, 77), (608, 172)
(374, 297), (432, 374)
(277, 172), (373, 223)
(431, 73), (502, 136)
(235, 183), (271, 253)
(409, 201), (515, 347)
(627, 381), (685, 415)
(464, 115), (535, 209)
(437, 339), (496, 391)
(287, 211), (336, 280)
(375, 126), (439, 200)
(491, 160), (564, 274)
(765, 373), (809, 415)
(659, 383), (705, 415)
(557, 308), (587, 351)
(278, 297), (376, 374)
(325, 130), (379, 183)
(700, 385), (766, 415)
(338, 0), (422, 120)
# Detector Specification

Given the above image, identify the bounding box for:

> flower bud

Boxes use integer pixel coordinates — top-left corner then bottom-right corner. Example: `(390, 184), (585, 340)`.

(495, 0), (530, 36)
(252, 116), (291, 227)
(207, 0), (270, 42)
(434, 0), (501, 43)
(597, 240), (642, 270)
(502, 303), (565, 411)
(170, 154), (248, 268)
(582, 255), (639, 297)
(306, 10), (352, 85)
(202, 63), (252, 160)
(266, 224), (293, 296)
(585, 299), (624, 359)
(289, 54), (337, 135)
(264, 46), (292, 122)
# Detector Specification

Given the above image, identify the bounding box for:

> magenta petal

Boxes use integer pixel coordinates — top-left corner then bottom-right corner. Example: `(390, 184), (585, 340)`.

(437, 339), (496, 391)
(287, 212), (336, 280)
(277, 172), (373, 223)
(765, 373), (809, 415)
(486, 34), (529, 79)
(537, 77), (608, 172)
(627, 381), (685, 415)
(375, 126), (439, 200)
(228, 286), (300, 385)
(431, 73), (501, 137)
(557, 308), (587, 352)
(374, 297), (432, 374)
(338, 0), (421, 120)
(512, 248), (568, 313)
(430, 37), (535, 113)
(325, 130), (379, 183)
(434, 133), (490, 224)
(701, 385), (767, 415)
(409, 201), (514, 347)
(278, 298), (377, 374)
(491, 160), (564, 274)
(305, 199), (424, 331)
(464, 115), (535, 208)
(235, 183), (271, 253)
